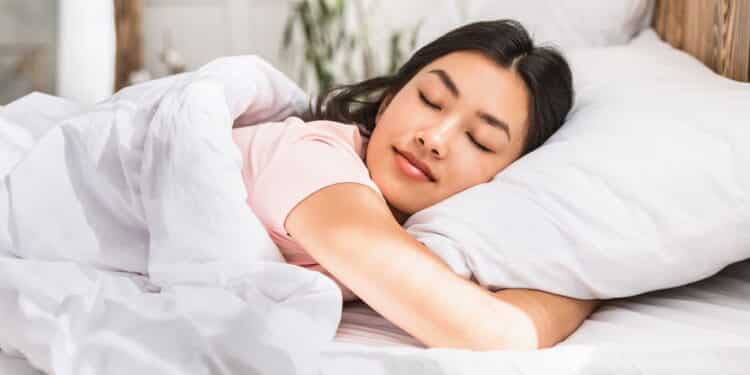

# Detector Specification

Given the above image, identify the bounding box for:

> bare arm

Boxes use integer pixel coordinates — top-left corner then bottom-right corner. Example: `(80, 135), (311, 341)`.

(286, 183), (599, 350)
(492, 288), (599, 348)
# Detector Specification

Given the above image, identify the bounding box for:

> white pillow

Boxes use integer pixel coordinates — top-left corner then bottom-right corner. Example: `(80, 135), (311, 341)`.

(405, 29), (750, 299)
(416, 0), (654, 50)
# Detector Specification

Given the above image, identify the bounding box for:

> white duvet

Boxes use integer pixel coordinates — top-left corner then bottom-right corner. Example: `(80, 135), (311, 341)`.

(0, 56), (343, 375)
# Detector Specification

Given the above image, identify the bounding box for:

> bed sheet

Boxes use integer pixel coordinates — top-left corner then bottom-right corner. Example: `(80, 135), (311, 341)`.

(318, 259), (750, 374)
(2, 259), (748, 374)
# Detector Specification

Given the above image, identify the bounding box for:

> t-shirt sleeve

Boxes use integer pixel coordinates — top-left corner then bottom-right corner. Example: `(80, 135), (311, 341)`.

(248, 121), (381, 238)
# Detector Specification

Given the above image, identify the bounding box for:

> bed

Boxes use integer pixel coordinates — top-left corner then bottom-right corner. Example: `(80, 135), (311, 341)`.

(323, 259), (750, 374)
(1, 258), (748, 375)
(1, 1), (749, 374)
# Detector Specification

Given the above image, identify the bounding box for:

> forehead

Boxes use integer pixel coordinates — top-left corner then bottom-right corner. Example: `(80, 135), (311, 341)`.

(420, 50), (518, 83)
(415, 50), (530, 135)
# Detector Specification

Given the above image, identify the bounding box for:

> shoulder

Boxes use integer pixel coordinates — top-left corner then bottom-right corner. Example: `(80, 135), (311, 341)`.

(241, 117), (382, 238)
(291, 119), (368, 158)
(234, 117), (368, 156)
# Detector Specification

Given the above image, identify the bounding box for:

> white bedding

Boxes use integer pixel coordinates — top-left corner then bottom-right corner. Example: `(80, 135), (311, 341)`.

(2, 259), (749, 374)
(2, 58), (749, 374)
(0, 58), (341, 375)
(405, 30), (750, 300)
(322, 259), (750, 374)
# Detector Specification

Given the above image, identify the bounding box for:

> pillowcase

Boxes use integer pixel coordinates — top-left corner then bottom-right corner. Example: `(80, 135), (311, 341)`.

(416, 0), (654, 50)
(405, 29), (750, 299)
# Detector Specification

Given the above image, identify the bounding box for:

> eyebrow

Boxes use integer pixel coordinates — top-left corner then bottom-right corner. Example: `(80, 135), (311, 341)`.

(477, 111), (512, 141)
(428, 69), (460, 97)
(428, 69), (512, 141)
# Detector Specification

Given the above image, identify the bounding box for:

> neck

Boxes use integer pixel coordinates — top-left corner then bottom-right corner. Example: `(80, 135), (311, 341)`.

(388, 204), (409, 226)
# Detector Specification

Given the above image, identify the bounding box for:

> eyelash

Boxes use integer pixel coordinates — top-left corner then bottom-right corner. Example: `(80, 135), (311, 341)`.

(418, 91), (441, 110)
(467, 132), (492, 152)
(419, 90), (492, 153)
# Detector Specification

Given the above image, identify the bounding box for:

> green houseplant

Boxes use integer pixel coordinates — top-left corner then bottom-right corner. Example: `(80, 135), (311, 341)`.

(282, 0), (420, 94)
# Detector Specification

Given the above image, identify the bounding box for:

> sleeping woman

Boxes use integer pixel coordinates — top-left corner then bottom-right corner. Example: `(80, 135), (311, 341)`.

(231, 19), (600, 351)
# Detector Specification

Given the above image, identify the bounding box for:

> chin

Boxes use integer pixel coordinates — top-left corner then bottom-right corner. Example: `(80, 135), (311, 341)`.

(390, 194), (426, 217)
(372, 167), (431, 215)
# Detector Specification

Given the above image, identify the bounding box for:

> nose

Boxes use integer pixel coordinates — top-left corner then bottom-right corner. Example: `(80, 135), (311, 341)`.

(415, 116), (460, 159)
(416, 135), (443, 158)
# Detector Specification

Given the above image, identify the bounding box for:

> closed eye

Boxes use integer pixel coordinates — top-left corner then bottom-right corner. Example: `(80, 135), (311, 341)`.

(418, 91), (441, 110)
(467, 132), (493, 153)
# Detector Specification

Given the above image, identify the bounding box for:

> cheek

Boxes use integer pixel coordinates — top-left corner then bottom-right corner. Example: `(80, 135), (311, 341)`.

(365, 133), (394, 189)
(371, 113), (399, 145)
(445, 156), (499, 192)
(378, 91), (423, 132)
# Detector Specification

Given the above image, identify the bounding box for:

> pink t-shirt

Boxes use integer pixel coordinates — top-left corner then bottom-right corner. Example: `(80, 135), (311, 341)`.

(232, 116), (383, 301)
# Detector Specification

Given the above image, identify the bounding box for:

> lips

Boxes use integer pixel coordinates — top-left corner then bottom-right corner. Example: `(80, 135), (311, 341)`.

(393, 147), (436, 182)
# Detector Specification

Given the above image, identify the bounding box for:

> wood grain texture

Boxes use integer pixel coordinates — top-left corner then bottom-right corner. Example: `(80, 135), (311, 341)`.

(114, 0), (144, 91)
(653, 0), (750, 82)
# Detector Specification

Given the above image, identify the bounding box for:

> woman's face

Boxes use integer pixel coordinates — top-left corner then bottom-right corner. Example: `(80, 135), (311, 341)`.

(366, 50), (530, 222)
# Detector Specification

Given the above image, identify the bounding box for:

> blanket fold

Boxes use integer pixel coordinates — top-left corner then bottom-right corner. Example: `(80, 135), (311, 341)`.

(0, 55), (340, 375)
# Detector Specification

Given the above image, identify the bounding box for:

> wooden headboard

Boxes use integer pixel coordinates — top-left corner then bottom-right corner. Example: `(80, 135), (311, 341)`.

(653, 0), (750, 82)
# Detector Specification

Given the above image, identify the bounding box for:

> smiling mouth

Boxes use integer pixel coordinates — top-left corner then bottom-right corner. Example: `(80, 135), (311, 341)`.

(392, 147), (436, 183)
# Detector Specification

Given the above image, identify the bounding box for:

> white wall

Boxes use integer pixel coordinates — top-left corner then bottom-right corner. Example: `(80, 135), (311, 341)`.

(141, 0), (462, 89)
(142, 0), (301, 81)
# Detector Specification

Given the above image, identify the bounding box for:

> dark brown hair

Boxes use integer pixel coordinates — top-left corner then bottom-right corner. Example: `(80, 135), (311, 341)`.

(304, 19), (573, 156)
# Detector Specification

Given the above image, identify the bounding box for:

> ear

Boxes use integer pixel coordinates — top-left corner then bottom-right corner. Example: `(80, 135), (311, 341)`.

(375, 93), (394, 123)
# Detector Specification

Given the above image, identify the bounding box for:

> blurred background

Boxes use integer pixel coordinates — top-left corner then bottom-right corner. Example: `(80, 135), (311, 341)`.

(0, 0), (472, 106)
